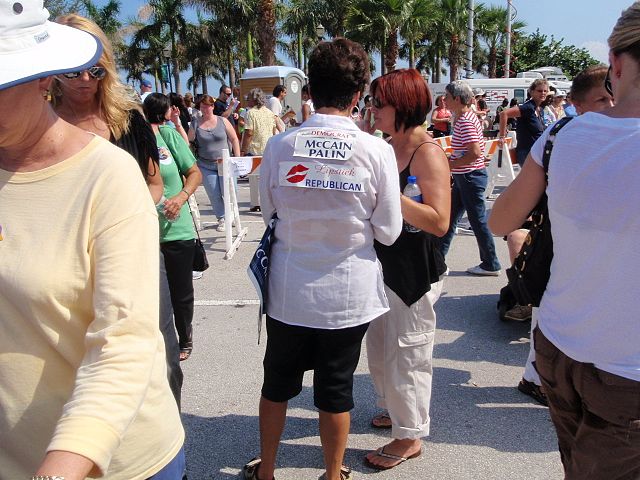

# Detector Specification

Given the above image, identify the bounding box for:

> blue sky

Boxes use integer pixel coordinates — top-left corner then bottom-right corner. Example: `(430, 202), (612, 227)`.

(95, 0), (628, 92)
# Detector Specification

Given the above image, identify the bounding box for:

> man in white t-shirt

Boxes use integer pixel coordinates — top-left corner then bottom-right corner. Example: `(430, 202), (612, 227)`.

(268, 84), (296, 131)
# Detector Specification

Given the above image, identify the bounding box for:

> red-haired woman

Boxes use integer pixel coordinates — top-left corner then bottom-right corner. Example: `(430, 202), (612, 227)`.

(365, 69), (451, 470)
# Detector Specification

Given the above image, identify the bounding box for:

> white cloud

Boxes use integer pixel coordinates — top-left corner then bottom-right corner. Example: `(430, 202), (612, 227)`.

(581, 41), (610, 64)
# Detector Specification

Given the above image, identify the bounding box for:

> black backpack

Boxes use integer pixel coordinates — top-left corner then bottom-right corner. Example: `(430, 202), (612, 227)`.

(505, 116), (573, 307)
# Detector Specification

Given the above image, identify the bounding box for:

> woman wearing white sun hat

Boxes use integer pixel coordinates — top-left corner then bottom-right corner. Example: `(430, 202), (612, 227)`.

(0, 1), (184, 479)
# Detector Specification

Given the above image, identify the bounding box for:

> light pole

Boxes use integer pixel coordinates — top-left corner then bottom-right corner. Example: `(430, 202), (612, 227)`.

(162, 46), (173, 94)
(315, 23), (325, 42)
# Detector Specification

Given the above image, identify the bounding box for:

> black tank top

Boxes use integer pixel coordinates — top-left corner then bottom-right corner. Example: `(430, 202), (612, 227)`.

(374, 143), (447, 306)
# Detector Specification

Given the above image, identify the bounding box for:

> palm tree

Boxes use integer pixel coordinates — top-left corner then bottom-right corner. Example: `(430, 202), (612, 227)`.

(44, 0), (84, 18)
(188, 0), (257, 76)
(133, 0), (188, 93)
(282, 0), (324, 71)
(476, 5), (526, 78)
(347, 0), (433, 73)
(317, 0), (354, 38)
(437, 0), (468, 81)
(399, 0), (436, 69)
(182, 21), (223, 94)
(256, 0), (277, 65)
(81, 0), (122, 39)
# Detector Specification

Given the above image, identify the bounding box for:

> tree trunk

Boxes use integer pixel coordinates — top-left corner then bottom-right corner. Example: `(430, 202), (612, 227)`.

(449, 34), (459, 81)
(384, 28), (398, 73)
(191, 62), (199, 94)
(488, 46), (497, 78)
(409, 41), (415, 70)
(257, 0), (276, 65)
(170, 34), (180, 94)
(435, 56), (442, 83)
(201, 75), (208, 95)
(297, 31), (303, 70)
(173, 58), (180, 94)
(154, 66), (161, 92)
(247, 31), (254, 69)
(228, 50), (235, 88)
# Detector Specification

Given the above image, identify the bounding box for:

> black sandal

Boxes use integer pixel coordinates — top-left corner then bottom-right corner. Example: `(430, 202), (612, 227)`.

(518, 378), (548, 406)
(242, 457), (275, 480)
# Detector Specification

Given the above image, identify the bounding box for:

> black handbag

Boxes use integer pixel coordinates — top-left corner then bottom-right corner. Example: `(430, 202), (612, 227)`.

(190, 208), (209, 272)
(192, 235), (209, 272)
(505, 117), (572, 307)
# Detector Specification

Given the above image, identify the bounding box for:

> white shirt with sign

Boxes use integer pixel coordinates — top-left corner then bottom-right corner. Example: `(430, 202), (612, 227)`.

(260, 113), (402, 330)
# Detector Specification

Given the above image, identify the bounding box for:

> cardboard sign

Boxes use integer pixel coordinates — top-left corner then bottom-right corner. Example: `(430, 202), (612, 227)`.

(279, 161), (368, 193)
(293, 128), (356, 161)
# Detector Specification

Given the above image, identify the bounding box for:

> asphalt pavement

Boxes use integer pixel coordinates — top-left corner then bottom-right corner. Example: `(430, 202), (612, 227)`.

(181, 179), (563, 480)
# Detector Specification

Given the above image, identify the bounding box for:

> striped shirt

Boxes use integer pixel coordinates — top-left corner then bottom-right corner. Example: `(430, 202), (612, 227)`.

(450, 110), (486, 174)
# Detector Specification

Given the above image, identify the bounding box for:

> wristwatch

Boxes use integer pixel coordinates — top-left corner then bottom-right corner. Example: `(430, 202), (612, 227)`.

(31, 476), (65, 480)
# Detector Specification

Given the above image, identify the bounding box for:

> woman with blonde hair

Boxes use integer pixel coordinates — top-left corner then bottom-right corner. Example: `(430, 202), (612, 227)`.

(490, 3), (640, 477)
(52, 14), (185, 407)
(51, 13), (163, 203)
(0, 1), (184, 477)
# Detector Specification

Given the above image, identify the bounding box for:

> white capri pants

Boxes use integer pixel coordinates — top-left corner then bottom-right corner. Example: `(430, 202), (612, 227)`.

(367, 279), (443, 440)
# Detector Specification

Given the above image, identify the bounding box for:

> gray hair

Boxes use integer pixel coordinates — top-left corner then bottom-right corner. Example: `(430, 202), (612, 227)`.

(445, 80), (474, 106)
(248, 88), (266, 107)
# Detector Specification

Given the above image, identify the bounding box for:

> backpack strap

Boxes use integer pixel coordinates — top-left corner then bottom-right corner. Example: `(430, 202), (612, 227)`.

(542, 116), (573, 178)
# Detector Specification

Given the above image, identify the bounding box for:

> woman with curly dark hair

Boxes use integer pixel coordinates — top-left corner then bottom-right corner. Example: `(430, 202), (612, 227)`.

(242, 38), (402, 480)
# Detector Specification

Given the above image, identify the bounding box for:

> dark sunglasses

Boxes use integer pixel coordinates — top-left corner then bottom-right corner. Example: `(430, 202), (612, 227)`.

(371, 97), (385, 109)
(61, 66), (107, 80)
(604, 65), (613, 97)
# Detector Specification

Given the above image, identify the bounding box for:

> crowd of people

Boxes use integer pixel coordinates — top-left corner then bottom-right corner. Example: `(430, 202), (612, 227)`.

(1, 1), (638, 479)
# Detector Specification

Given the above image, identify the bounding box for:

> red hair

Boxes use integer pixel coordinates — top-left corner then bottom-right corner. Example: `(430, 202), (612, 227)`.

(370, 69), (432, 132)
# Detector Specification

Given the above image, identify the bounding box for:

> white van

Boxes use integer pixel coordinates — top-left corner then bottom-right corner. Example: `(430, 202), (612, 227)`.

(427, 78), (561, 122)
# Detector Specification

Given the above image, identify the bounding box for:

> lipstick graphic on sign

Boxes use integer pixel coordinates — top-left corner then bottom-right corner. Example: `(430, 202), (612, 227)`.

(285, 164), (309, 183)
(0, 225), (3, 241)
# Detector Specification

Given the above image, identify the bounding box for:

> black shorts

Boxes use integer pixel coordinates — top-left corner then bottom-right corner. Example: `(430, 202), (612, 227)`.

(261, 315), (369, 413)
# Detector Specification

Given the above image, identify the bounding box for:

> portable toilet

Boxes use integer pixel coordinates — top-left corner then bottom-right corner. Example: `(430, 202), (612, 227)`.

(239, 66), (307, 115)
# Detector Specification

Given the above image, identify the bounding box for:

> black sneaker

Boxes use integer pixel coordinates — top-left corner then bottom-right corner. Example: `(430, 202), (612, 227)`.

(518, 378), (548, 406)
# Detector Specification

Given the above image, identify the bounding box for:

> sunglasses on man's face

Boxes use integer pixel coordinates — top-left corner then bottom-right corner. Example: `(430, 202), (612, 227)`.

(61, 66), (107, 80)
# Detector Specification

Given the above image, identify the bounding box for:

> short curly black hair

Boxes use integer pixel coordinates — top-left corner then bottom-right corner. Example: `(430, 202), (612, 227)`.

(308, 38), (370, 111)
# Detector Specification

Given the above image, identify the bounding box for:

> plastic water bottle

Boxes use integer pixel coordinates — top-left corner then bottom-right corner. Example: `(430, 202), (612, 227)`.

(156, 195), (179, 223)
(403, 176), (422, 233)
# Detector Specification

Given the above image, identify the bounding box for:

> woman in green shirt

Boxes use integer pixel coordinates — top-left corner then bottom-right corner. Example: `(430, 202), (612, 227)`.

(144, 93), (202, 361)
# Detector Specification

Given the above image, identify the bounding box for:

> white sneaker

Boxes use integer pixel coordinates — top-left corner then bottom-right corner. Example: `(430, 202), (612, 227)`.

(192, 271), (203, 280)
(456, 226), (475, 235)
(216, 219), (225, 232)
(466, 265), (500, 276)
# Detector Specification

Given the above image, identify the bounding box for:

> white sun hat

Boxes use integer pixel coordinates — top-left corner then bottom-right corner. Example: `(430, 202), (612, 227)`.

(0, 0), (102, 90)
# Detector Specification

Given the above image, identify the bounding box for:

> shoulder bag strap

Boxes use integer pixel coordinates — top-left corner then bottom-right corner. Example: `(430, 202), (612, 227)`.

(541, 116), (573, 180)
